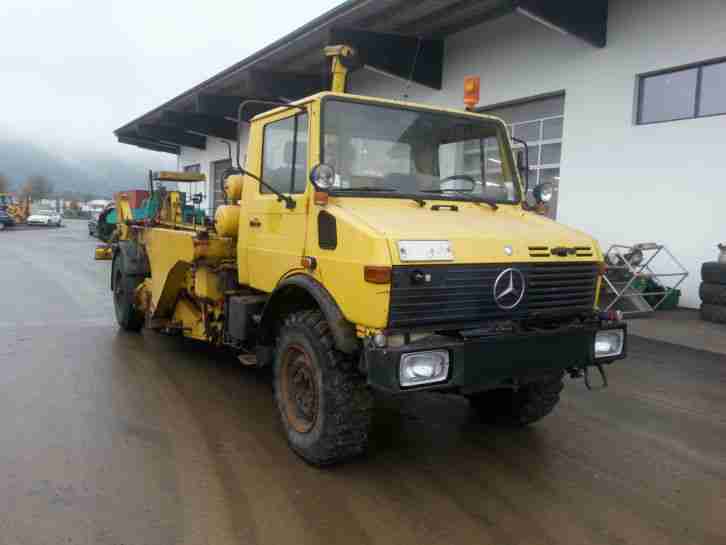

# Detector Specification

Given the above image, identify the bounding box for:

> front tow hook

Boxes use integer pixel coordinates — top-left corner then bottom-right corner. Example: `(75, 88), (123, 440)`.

(568, 363), (608, 391)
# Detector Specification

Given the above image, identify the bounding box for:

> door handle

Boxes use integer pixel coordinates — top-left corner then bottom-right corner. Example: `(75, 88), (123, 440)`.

(249, 217), (261, 228)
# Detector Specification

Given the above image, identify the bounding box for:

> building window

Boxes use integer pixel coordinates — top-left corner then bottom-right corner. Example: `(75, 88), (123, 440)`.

(637, 59), (726, 124)
(262, 113), (308, 195)
(183, 164), (200, 173)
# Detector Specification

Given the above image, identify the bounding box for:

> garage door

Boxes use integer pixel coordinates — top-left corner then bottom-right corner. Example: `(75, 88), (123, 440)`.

(484, 94), (564, 219)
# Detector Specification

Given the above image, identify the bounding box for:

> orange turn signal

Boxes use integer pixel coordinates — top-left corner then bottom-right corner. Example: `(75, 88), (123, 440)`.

(314, 191), (329, 206)
(301, 256), (317, 271)
(464, 76), (480, 110)
(364, 266), (391, 284)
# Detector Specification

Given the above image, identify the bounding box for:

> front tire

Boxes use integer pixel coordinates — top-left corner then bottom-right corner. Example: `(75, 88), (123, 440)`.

(273, 310), (372, 466)
(112, 252), (145, 332)
(467, 371), (564, 426)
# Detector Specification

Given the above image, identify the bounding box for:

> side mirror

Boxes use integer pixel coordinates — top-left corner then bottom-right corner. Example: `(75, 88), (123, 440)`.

(310, 163), (336, 190)
(533, 182), (554, 204)
(516, 150), (526, 172)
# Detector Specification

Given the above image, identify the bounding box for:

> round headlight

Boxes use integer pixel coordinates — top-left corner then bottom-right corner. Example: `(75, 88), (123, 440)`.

(310, 163), (335, 189)
(534, 182), (554, 204)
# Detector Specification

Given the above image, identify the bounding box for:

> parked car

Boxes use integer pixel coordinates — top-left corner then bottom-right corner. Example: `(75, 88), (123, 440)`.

(27, 210), (62, 227)
(88, 212), (100, 236)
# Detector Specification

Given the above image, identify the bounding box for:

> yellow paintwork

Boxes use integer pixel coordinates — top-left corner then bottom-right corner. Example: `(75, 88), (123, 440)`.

(330, 197), (600, 265)
(236, 101), (317, 290)
(94, 245), (113, 260)
(154, 170), (206, 183)
(306, 197), (602, 328)
(116, 193), (134, 241)
(230, 91), (604, 331)
(192, 265), (224, 302)
(324, 45), (356, 93)
(215, 205), (240, 238)
(224, 175), (244, 202)
(142, 227), (234, 319)
(131, 77), (605, 343)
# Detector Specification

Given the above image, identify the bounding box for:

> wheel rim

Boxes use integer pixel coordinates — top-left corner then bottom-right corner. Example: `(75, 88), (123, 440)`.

(280, 344), (319, 434)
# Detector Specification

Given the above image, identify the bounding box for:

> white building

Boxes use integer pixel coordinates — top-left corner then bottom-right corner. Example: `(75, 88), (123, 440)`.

(82, 199), (111, 213)
(115, 0), (726, 308)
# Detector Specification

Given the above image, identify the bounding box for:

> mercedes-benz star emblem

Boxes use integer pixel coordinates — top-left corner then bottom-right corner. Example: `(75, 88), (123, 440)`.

(493, 268), (526, 310)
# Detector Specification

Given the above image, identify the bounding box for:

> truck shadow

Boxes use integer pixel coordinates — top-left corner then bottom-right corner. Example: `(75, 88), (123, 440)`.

(126, 329), (551, 470)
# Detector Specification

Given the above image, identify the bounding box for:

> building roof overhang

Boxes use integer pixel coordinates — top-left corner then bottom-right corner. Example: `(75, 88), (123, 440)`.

(115, 0), (608, 154)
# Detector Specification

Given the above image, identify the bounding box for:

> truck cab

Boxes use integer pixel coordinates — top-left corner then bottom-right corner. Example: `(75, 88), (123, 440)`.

(111, 77), (626, 467)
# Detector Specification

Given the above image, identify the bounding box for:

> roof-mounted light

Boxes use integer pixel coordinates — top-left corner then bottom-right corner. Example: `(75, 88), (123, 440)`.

(464, 76), (480, 110)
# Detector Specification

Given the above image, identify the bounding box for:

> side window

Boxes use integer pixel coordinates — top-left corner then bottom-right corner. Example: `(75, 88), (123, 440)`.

(261, 113), (308, 195)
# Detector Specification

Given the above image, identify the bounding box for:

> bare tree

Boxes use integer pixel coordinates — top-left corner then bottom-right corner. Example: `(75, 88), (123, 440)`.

(21, 175), (54, 201)
(0, 174), (9, 193)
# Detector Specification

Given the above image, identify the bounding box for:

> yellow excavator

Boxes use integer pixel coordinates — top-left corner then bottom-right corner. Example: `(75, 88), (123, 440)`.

(0, 193), (31, 229)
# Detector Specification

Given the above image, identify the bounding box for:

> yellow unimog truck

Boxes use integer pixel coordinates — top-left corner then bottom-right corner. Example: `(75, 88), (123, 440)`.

(110, 46), (626, 465)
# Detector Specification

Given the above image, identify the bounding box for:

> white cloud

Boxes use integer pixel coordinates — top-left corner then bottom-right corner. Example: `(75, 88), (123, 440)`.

(0, 0), (343, 160)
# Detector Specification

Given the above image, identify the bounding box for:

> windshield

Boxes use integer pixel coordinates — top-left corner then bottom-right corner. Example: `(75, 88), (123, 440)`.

(322, 98), (520, 204)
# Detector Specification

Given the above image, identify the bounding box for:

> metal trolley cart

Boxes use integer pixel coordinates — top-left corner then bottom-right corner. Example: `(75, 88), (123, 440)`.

(600, 242), (689, 317)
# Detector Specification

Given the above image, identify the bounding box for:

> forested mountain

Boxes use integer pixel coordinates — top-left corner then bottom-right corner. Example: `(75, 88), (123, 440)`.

(0, 132), (174, 198)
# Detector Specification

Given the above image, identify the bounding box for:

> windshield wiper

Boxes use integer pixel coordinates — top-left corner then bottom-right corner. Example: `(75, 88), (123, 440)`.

(419, 189), (498, 210)
(333, 187), (426, 207)
(334, 186), (397, 192)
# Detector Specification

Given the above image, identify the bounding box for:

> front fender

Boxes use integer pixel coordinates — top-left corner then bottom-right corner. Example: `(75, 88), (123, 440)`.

(259, 274), (359, 354)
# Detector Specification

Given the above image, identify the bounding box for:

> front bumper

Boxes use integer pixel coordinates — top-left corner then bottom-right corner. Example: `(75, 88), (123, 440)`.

(365, 322), (627, 394)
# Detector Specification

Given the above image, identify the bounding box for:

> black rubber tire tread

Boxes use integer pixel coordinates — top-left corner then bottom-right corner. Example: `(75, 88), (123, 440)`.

(702, 262), (726, 285)
(467, 371), (564, 426)
(273, 310), (372, 466)
(699, 283), (726, 306)
(112, 252), (145, 332)
(700, 303), (726, 324)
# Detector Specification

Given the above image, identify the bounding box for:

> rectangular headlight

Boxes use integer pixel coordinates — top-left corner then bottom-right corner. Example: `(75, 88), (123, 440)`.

(399, 350), (450, 387)
(594, 329), (624, 358)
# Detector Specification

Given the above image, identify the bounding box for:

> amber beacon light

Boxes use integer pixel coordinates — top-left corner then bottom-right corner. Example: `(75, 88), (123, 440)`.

(463, 76), (480, 110)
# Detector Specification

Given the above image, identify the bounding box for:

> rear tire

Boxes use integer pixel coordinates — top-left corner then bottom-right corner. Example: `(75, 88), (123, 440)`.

(467, 371), (564, 426)
(699, 283), (726, 306)
(701, 303), (726, 324)
(273, 310), (372, 466)
(112, 252), (145, 332)
(702, 262), (726, 285)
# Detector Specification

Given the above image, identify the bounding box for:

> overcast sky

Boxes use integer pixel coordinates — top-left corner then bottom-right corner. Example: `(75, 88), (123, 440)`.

(0, 0), (342, 163)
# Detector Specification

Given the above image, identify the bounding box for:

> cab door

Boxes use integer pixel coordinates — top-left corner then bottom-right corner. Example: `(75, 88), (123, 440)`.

(246, 109), (310, 292)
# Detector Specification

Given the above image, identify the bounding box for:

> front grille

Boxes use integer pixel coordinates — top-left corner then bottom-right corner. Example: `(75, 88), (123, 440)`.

(388, 262), (598, 329)
(528, 246), (594, 258)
